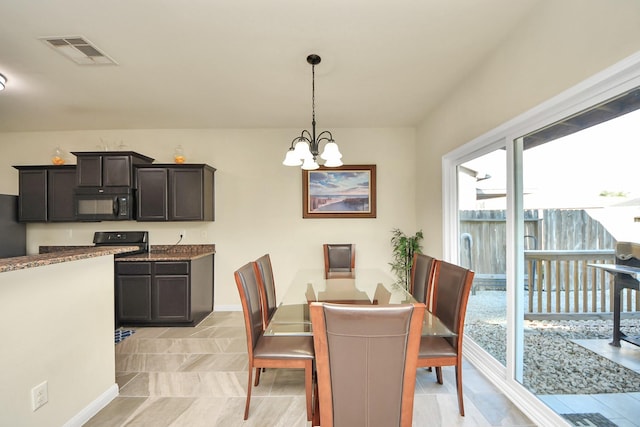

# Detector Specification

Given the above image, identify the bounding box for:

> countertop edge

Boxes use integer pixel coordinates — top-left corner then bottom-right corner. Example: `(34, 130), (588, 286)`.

(116, 248), (215, 262)
(0, 246), (139, 274)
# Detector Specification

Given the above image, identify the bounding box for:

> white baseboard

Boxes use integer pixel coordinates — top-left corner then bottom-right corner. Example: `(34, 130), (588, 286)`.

(62, 383), (119, 427)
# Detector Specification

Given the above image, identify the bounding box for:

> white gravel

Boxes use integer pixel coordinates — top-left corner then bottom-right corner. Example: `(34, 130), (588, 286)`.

(465, 290), (640, 395)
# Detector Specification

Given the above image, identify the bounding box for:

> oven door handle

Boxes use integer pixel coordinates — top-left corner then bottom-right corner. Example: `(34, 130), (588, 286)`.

(113, 197), (120, 216)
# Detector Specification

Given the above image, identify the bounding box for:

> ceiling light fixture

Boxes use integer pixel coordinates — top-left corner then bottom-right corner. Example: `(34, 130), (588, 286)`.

(0, 73), (6, 91)
(283, 54), (342, 170)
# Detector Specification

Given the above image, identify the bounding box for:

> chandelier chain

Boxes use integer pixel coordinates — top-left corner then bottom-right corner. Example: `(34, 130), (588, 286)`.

(311, 63), (316, 127)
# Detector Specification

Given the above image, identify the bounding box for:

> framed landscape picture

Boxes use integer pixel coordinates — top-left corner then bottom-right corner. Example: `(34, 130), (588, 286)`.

(302, 164), (377, 218)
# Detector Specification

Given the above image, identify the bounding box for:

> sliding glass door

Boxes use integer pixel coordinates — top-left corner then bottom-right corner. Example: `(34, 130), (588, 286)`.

(445, 83), (640, 423)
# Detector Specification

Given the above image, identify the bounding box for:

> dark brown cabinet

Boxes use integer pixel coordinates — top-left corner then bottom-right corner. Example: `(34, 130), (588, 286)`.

(13, 165), (76, 222)
(115, 261), (152, 323)
(73, 151), (154, 188)
(135, 164), (215, 221)
(115, 255), (214, 326)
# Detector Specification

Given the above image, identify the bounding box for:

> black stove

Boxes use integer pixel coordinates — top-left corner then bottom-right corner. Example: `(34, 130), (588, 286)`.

(93, 231), (149, 256)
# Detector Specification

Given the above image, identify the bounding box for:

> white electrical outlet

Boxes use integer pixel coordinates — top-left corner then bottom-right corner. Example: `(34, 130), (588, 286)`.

(31, 381), (48, 411)
(179, 230), (186, 240)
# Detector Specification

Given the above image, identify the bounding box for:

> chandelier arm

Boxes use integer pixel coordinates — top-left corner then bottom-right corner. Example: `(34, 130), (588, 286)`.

(300, 130), (313, 142)
(316, 131), (334, 143)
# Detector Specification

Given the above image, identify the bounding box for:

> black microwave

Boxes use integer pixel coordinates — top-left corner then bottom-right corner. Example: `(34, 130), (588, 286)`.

(74, 187), (134, 221)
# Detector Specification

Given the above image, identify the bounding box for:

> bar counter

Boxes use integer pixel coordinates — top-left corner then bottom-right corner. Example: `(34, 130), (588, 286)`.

(0, 246), (139, 273)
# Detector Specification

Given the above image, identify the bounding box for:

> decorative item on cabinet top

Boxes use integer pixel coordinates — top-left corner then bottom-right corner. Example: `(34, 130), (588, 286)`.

(174, 145), (186, 164)
(51, 146), (67, 165)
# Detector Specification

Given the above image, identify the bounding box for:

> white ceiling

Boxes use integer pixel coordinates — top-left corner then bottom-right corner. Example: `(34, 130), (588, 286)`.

(0, 0), (539, 132)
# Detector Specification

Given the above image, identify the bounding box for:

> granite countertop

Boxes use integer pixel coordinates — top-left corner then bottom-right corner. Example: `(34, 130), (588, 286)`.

(116, 244), (215, 261)
(0, 246), (140, 274)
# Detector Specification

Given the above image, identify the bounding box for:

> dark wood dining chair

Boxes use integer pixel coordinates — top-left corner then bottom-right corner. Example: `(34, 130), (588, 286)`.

(254, 253), (277, 330)
(323, 243), (355, 279)
(409, 253), (437, 308)
(234, 262), (314, 421)
(416, 260), (475, 416)
(310, 301), (425, 427)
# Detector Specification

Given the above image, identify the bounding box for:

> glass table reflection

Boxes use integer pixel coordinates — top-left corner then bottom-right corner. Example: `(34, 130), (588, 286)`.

(263, 268), (455, 338)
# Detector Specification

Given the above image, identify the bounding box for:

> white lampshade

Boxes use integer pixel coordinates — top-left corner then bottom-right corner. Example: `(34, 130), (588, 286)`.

(294, 140), (313, 160)
(320, 141), (342, 161)
(323, 157), (343, 167)
(282, 148), (303, 166)
(301, 157), (319, 170)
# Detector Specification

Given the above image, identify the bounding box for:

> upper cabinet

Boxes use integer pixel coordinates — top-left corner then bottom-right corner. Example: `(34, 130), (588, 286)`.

(73, 151), (154, 188)
(13, 165), (76, 222)
(136, 164), (215, 221)
(13, 152), (214, 222)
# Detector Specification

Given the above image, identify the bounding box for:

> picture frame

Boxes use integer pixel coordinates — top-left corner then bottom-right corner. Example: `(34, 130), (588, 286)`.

(302, 164), (377, 218)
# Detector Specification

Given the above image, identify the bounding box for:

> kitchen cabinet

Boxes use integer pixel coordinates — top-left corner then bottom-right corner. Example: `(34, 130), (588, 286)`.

(73, 151), (154, 188)
(135, 164), (215, 221)
(115, 255), (214, 326)
(13, 165), (76, 222)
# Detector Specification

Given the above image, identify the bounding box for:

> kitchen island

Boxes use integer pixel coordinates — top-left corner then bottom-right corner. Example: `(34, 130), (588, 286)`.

(0, 246), (135, 427)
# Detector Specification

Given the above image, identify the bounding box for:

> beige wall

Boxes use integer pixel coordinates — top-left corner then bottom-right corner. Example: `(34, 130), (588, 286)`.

(3, 2), (640, 310)
(0, 127), (416, 308)
(0, 256), (115, 426)
(415, 0), (640, 257)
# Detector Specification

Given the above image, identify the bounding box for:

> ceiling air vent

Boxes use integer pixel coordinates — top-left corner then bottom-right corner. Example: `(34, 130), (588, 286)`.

(40, 36), (117, 65)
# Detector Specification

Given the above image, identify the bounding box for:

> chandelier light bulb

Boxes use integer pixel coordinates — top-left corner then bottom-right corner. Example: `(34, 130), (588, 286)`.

(283, 148), (303, 166)
(323, 157), (343, 168)
(294, 140), (313, 160)
(320, 141), (342, 161)
(301, 157), (320, 170)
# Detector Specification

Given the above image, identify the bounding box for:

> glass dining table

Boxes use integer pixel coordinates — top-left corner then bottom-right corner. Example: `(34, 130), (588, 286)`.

(263, 268), (455, 338)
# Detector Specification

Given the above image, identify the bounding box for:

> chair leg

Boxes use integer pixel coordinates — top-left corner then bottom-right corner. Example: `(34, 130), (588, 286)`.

(254, 366), (261, 386)
(312, 380), (320, 426)
(244, 364), (254, 420)
(435, 366), (443, 384)
(455, 360), (465, 416)
(305, 361), (313, 421)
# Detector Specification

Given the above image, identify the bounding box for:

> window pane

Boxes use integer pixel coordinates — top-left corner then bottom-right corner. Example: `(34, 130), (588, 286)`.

(459, 148), (508, 366)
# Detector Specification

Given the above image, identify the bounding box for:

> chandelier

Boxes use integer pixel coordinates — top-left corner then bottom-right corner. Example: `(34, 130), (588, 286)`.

(283, 54), (342, 170)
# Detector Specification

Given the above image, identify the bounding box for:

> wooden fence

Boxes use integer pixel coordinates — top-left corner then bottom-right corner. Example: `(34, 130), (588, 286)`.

(460, 209), (639, 316)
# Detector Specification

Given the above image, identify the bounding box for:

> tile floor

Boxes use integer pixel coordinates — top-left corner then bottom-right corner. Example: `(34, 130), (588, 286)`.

(85, 311), (535, 427)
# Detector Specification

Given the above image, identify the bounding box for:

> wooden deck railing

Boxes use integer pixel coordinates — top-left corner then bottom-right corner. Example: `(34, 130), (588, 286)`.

(525, 249), (640, 314)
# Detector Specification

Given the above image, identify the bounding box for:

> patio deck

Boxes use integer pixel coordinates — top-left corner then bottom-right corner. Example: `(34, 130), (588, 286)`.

(539, 339), (640, 427)
(466, 289), (640, 425)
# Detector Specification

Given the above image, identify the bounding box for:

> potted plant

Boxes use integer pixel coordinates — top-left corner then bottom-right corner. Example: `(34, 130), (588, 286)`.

(389, 228), (424, 290)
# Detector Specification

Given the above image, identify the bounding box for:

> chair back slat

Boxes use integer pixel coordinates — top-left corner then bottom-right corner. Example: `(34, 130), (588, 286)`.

(431, 261), (475, 347)
(234, 262), (264, 353)
(311, 302), (424, 427)
(254, 254), (277, 328)
(410, 253), (436, 307)
(324, 244), (355, 278)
